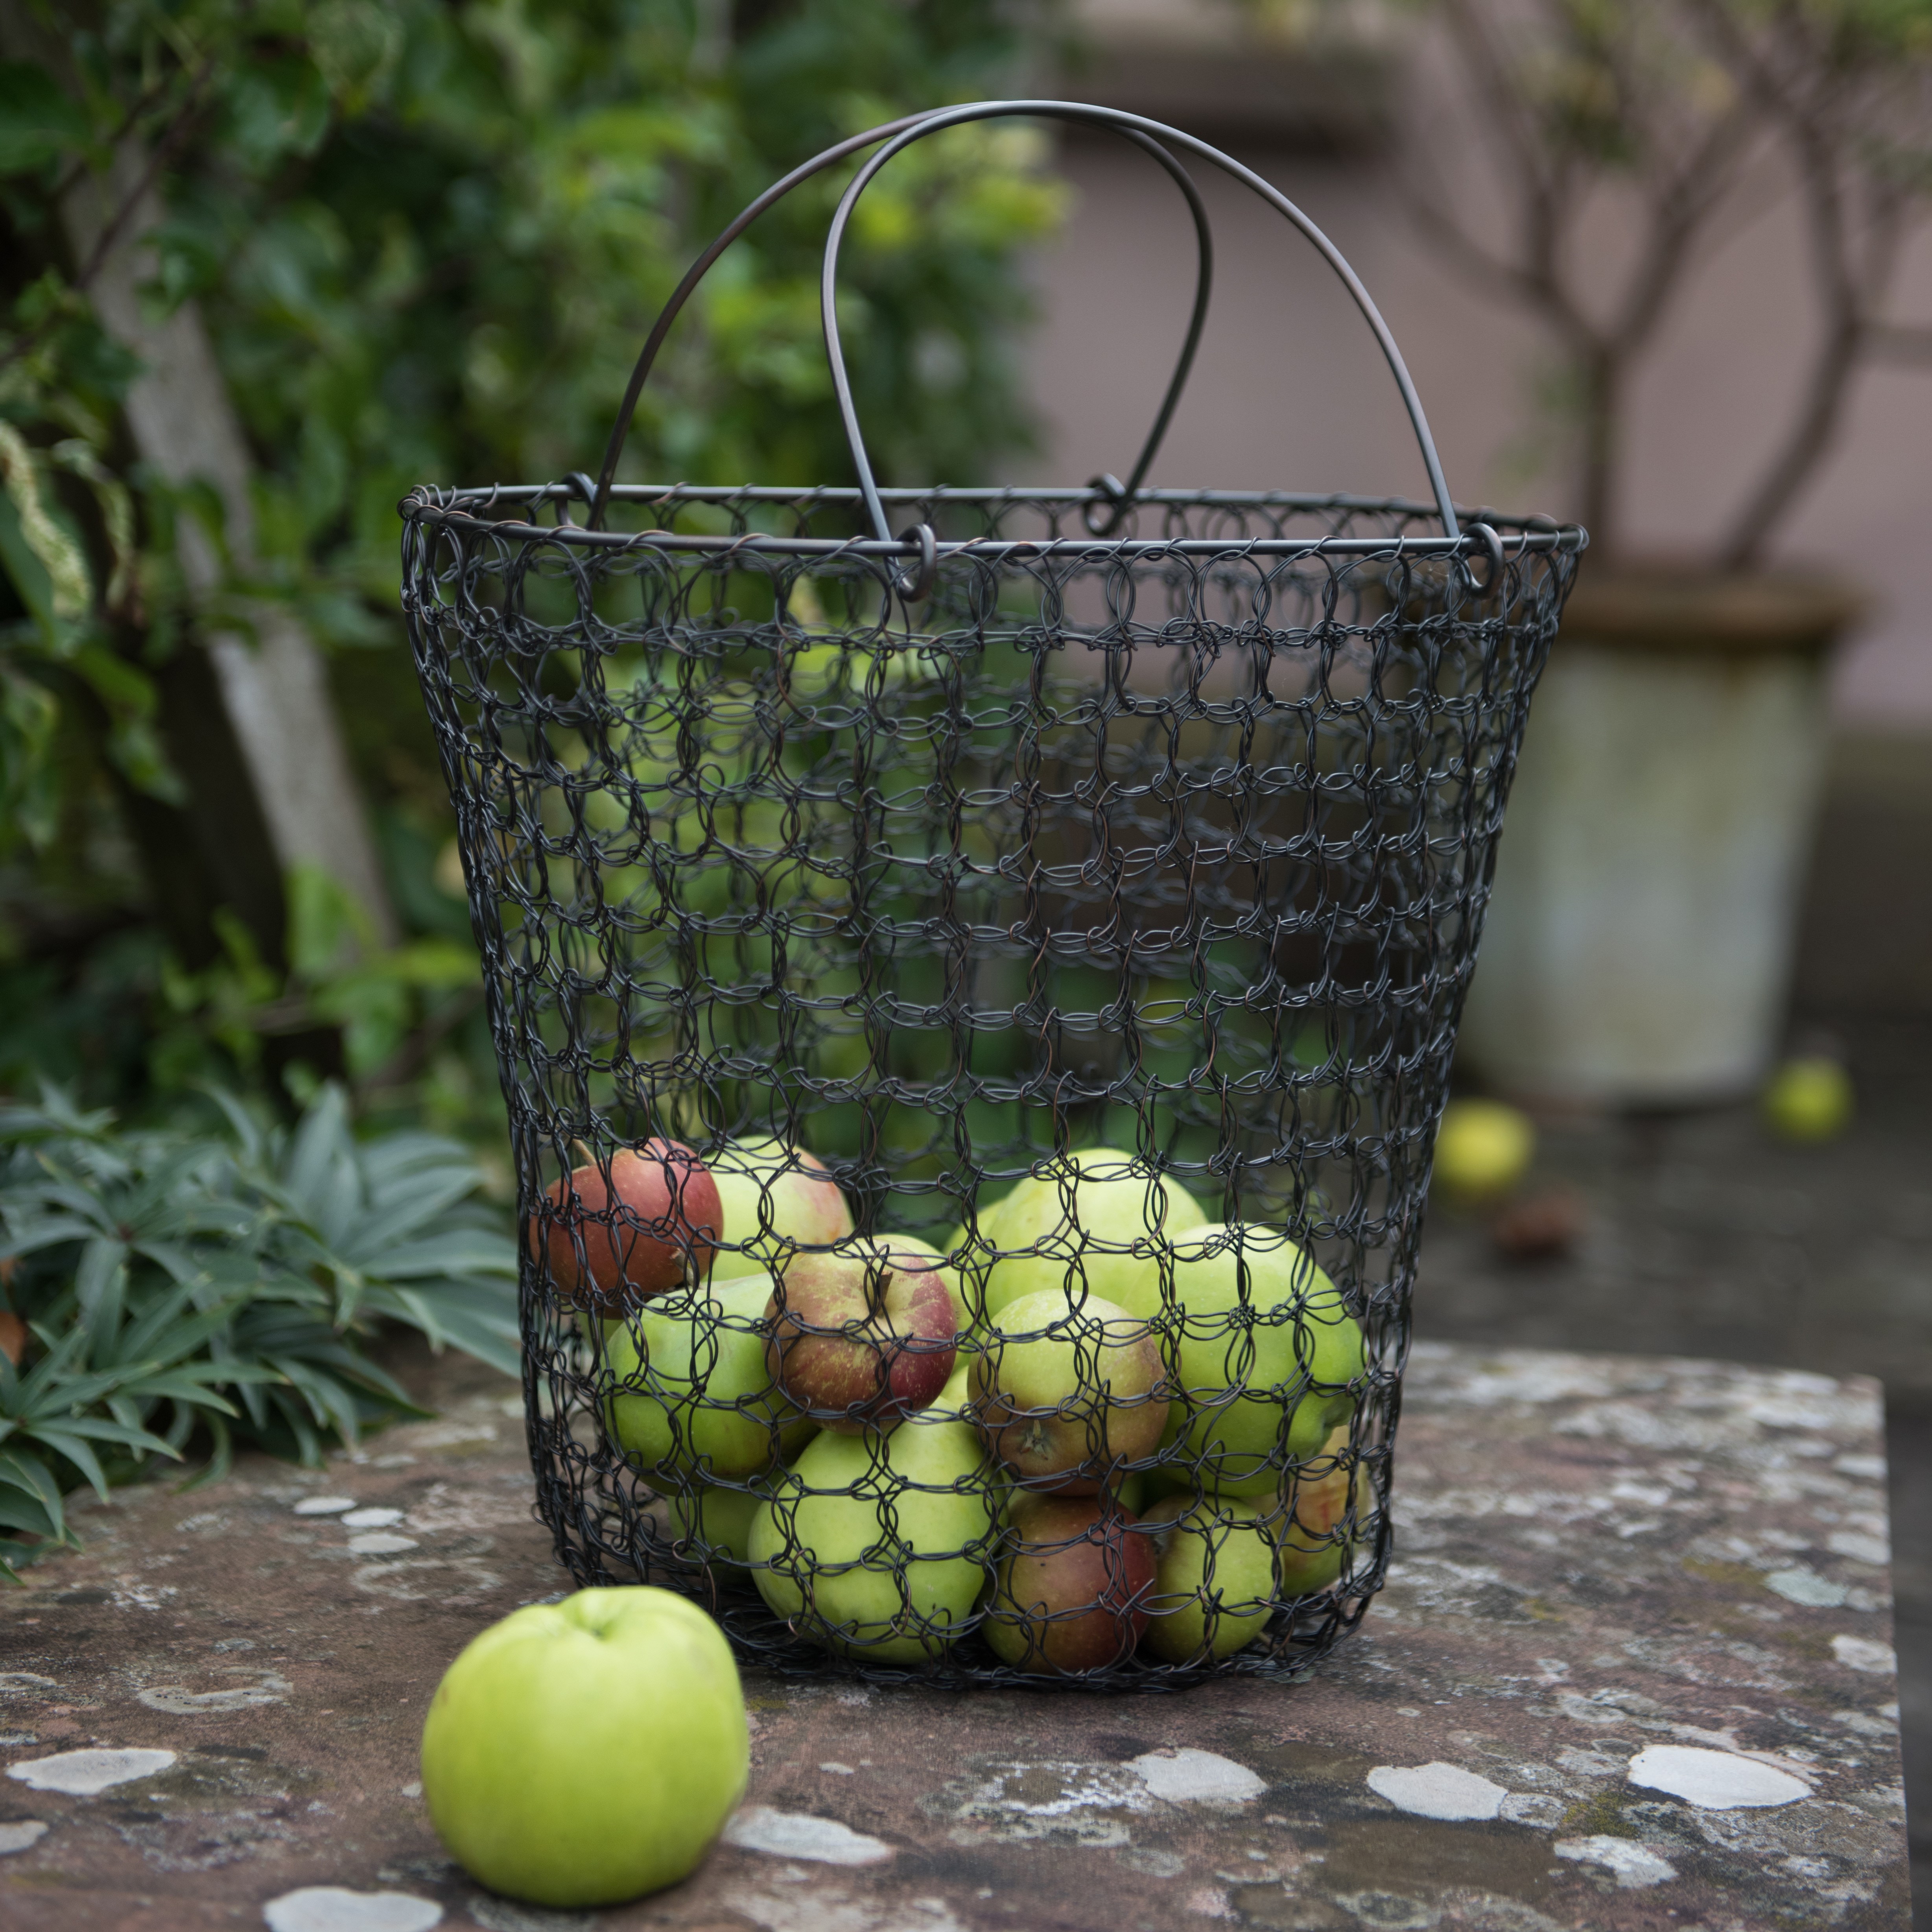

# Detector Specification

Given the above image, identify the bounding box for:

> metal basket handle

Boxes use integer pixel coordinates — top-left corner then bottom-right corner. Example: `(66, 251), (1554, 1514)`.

(822, 101), (1470, 596)
(588, 111), (1214, 542)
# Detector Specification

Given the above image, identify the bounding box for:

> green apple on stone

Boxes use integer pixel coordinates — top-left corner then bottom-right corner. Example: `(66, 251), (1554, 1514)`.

(748, 1410), (999, 1665)
(1161, 1224), (1365, 1499)
(605, 1274), (813, 1482)
(1139, 1496), (1280, 1663)
(420, 1586), (747, 1907)
(975, 1147), (1208, 1322)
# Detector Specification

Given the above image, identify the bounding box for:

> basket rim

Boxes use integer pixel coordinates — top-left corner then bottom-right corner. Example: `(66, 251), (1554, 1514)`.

(399, 481), (1588, 561)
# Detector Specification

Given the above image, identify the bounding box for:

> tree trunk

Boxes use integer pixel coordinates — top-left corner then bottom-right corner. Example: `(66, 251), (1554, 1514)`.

(57, 142), (399, 948)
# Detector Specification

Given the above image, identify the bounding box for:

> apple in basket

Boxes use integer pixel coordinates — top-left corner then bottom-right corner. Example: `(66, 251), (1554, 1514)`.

(1276, 1426), (1376, 1600)
(709, 1136), (854, 1280)
(970, 1288), (1167, 1494)
(972, 1147), (1209, 1324)
(748, 1410), (1000, 1665)
(669, 1482), (764, 1569)
(984, 1491), (1157, 1675)
(605, 1274), (814, 1482)
(530, 1139), (721, 1314)
(1139, 1496), (1281, 1664)
(1161, 1224), (1366, 1499)
(765, 1238), (958, 1431)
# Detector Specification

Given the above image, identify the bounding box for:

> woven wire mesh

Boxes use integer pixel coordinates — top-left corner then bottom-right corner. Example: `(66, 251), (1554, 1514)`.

(402, 480), (1582, 1685)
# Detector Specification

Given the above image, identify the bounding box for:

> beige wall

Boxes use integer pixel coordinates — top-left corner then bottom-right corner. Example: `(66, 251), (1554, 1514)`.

(1019, 125), (1932, 722)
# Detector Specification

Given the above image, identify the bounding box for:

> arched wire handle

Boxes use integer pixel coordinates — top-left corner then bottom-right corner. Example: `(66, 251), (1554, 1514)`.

(588, 111), (933, 531)
(588, 112), (1215, 538)
(1084, 146), (1213, 537)
(824, 101), (1464, 553)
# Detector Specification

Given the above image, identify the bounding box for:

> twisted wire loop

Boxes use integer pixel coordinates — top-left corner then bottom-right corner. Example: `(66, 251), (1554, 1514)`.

(402, 479), (1583, 1686)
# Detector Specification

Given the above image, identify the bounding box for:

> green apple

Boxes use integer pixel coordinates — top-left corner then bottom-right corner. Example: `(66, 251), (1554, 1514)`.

(669, 1482), (763, 1568)
(934, 1353), (976, 1418)
(420, 1586), (748, 1906)
(1140, 1497), (1279, 1663)
(935, 1223), (989, 1335)
(748, 1412), (999, 1665)
(709, 1136), (854, 1281)
(1432, 1100), (1535, 1203)
(1163, 1225), (1365, 1499)
(975, 1148), (1208, 1322)
(971, 1289), (1167, 1494)
(605, 1274), (813, 1482)
(1762, 1056), (1854, 1143)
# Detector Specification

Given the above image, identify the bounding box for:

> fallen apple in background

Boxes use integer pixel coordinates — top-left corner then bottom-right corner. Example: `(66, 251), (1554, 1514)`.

(984, 1492), (1156, 1674)
(749, 1411), (999, 1665)
(605, 1274), (813, 1481)
(709, 1136), (854, 1279)
(1140, 1496), (1279, 1663)
(765, 1240), (958, 1431)
(972, 1288), (1167, 1493)
(974, 1147), (1208, 1323)
(1761, 1054), (1854, 1143)
(1490, 1184), (1585, 1263)
(420, 1586), (747, 1907)
(1432, 1099), (1536, 1204)
(1163, 1225), (1365, 1499)
(530, 1139), (721, 1314)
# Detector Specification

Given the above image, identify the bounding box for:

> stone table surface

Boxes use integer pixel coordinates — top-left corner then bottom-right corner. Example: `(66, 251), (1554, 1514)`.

(0, 1342), (1911, 1932)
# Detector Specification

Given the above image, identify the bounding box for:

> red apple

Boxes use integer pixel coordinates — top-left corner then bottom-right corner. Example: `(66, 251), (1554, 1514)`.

(529, 1140), (721, 1314)
(764, 1241), (958, 1432)
(985, 1493), (1156, 1674)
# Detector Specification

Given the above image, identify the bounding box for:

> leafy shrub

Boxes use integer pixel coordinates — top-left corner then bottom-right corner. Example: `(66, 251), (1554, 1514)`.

(0, 1081), (518, 1580)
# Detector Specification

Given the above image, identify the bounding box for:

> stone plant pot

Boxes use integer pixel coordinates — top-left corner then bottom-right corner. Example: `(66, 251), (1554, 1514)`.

(1459, 566), (1862, 1108)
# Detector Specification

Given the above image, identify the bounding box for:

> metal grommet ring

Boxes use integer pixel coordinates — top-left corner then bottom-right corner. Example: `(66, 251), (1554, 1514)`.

(894, 522), (938, 603)
(1082, 472), (1131, 538)
(1462, 521), (1507, 596)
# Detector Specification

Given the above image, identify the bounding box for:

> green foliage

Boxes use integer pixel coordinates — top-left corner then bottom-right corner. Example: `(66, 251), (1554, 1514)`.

(0, 1079), (519, 1579)
(0, 0), (1063, 1110)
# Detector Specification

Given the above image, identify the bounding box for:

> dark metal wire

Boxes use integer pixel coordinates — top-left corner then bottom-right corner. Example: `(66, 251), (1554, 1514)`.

(815, 103), (1465, 561)
(403, 481), (1581, 1687)
(588, 108), (1215, 541)
(403, 105), (1584, 1687)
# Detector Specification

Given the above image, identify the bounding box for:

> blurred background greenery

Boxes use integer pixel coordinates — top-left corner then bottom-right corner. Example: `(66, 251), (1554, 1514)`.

(0, 0), (1066, 1143)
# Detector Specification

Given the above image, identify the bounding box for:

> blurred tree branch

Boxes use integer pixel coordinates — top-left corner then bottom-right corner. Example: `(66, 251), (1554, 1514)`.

(1394, 0), (1932, 564)
(1688, 0), (1932, 564)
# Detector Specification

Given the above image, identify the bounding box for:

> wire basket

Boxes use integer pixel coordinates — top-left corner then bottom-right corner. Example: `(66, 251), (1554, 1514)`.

(402, 101), (1585, 1686)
